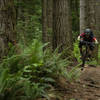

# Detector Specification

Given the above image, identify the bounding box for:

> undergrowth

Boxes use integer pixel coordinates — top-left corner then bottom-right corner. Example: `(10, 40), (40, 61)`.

(0, 40), (81, 100)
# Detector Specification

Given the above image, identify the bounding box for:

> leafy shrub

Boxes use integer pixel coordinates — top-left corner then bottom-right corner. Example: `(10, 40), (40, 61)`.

(0, 40), (81, 100)
(73, 41), (81, 62)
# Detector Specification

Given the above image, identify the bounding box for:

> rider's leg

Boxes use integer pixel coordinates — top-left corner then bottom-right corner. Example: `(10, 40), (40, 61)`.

(88, 44), (94, 58)
(79, 41), (83, 57)
(80, 48), (83, 56)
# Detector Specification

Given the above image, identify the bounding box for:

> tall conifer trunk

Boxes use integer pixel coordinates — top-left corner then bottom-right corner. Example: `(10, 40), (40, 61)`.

(53, 0), (72, 52)
(0, 0), (16, 58)
(80, 0), (87, 33)
(42, 0), (53, 49)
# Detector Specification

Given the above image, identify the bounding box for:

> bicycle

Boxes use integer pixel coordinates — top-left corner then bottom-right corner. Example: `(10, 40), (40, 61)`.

(81, 41), (94, 70)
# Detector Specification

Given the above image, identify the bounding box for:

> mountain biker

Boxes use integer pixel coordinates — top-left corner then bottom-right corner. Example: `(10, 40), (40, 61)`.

(78, 28), (98, 58)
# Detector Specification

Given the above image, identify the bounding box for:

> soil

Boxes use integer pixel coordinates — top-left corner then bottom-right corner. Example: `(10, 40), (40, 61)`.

(58, 65), (100, 100)
(38, 65), (100, 100)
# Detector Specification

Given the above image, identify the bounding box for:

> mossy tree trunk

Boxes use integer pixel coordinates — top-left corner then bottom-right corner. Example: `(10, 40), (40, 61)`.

(0, 0), (16, 58)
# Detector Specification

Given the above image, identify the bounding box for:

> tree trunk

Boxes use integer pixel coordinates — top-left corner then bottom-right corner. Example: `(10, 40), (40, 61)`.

(94, 1), (100, 42)
(53, 0), (72, 52)
(80, 0), (87, 33)
(42, 0), (53, 49)
(93, 1), (100, 62)
(71, 0), (79, 33)
(95, 1), (100, 64)
(0, 0), (16, 58)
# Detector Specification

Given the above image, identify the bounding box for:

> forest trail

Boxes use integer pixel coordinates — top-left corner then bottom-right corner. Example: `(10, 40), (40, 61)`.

(61, 66), (100, 100)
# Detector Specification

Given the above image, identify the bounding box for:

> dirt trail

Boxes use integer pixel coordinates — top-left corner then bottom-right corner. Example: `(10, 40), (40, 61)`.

(61, 66), (100, 100)
(38, 66), (100, 100)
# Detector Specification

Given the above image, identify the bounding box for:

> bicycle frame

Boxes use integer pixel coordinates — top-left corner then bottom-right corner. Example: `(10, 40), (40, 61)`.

(81, 43), (89, 69)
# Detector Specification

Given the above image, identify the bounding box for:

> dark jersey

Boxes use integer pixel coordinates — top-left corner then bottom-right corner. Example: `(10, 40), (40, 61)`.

(80, 33), (96, 42)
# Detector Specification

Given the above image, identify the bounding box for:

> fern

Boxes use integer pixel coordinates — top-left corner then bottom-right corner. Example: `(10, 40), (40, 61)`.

(0, 69), (9, 93)
(0, 39), (81, 100)
(65, 65), (81, 82)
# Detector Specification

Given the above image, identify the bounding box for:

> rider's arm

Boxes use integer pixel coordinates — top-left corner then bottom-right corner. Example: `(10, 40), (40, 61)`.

(77, 36), (81, 41)
(95, 39), (98, 44)
(93, 38), (98, 44)
(77, 33), (85, 41)
(77, 36), (84, 41)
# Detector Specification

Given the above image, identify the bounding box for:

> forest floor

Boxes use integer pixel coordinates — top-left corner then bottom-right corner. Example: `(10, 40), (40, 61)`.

(38, 65), (100, 100)
(57, 65), (100, 100)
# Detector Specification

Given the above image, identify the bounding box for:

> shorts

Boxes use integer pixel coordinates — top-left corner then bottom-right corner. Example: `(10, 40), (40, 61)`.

(79, 41), (94, 51)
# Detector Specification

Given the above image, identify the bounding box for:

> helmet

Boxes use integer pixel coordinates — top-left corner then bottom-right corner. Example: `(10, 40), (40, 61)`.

(84, 29), (92, 36)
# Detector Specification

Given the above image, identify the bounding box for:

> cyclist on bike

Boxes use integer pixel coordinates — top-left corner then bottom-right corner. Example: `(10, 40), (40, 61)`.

(78, 28), (98, 58)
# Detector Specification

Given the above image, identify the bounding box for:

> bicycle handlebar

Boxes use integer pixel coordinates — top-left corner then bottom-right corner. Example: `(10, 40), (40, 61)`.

(83, 41), (94, 45)
(80, 40), (95, 45)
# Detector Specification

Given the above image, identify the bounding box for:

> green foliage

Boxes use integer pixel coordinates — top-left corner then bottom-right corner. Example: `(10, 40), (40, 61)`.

(97, 45), (100, 65)
(73, 31), (79, 41)
(15, 0), (42, 45)
(65, 65), (81, 82)
(71, 0), (80, 40)
(0, 40), (83, 99)
(0, 40), (72, 100)
(73, 41), (81, 62)
(23, 82), (49, 100)
(70, 99), (75, 100)
(0, 69), (9, 94)
(43, 49), (69, 77)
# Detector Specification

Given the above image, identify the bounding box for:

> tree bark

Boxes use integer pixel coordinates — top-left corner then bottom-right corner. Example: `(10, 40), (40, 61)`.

(71, 0), (79, 33)
(53, 0), (72, 52)
(42, 0), (53, 49)
(94, 1), (100, 42)
(80, 0), (87, 33)
(0, 0), (16, 58)
(93, 1), (100, 62)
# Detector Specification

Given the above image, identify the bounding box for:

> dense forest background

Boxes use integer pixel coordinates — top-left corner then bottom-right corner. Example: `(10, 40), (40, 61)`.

(0, 0), (100, 100)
